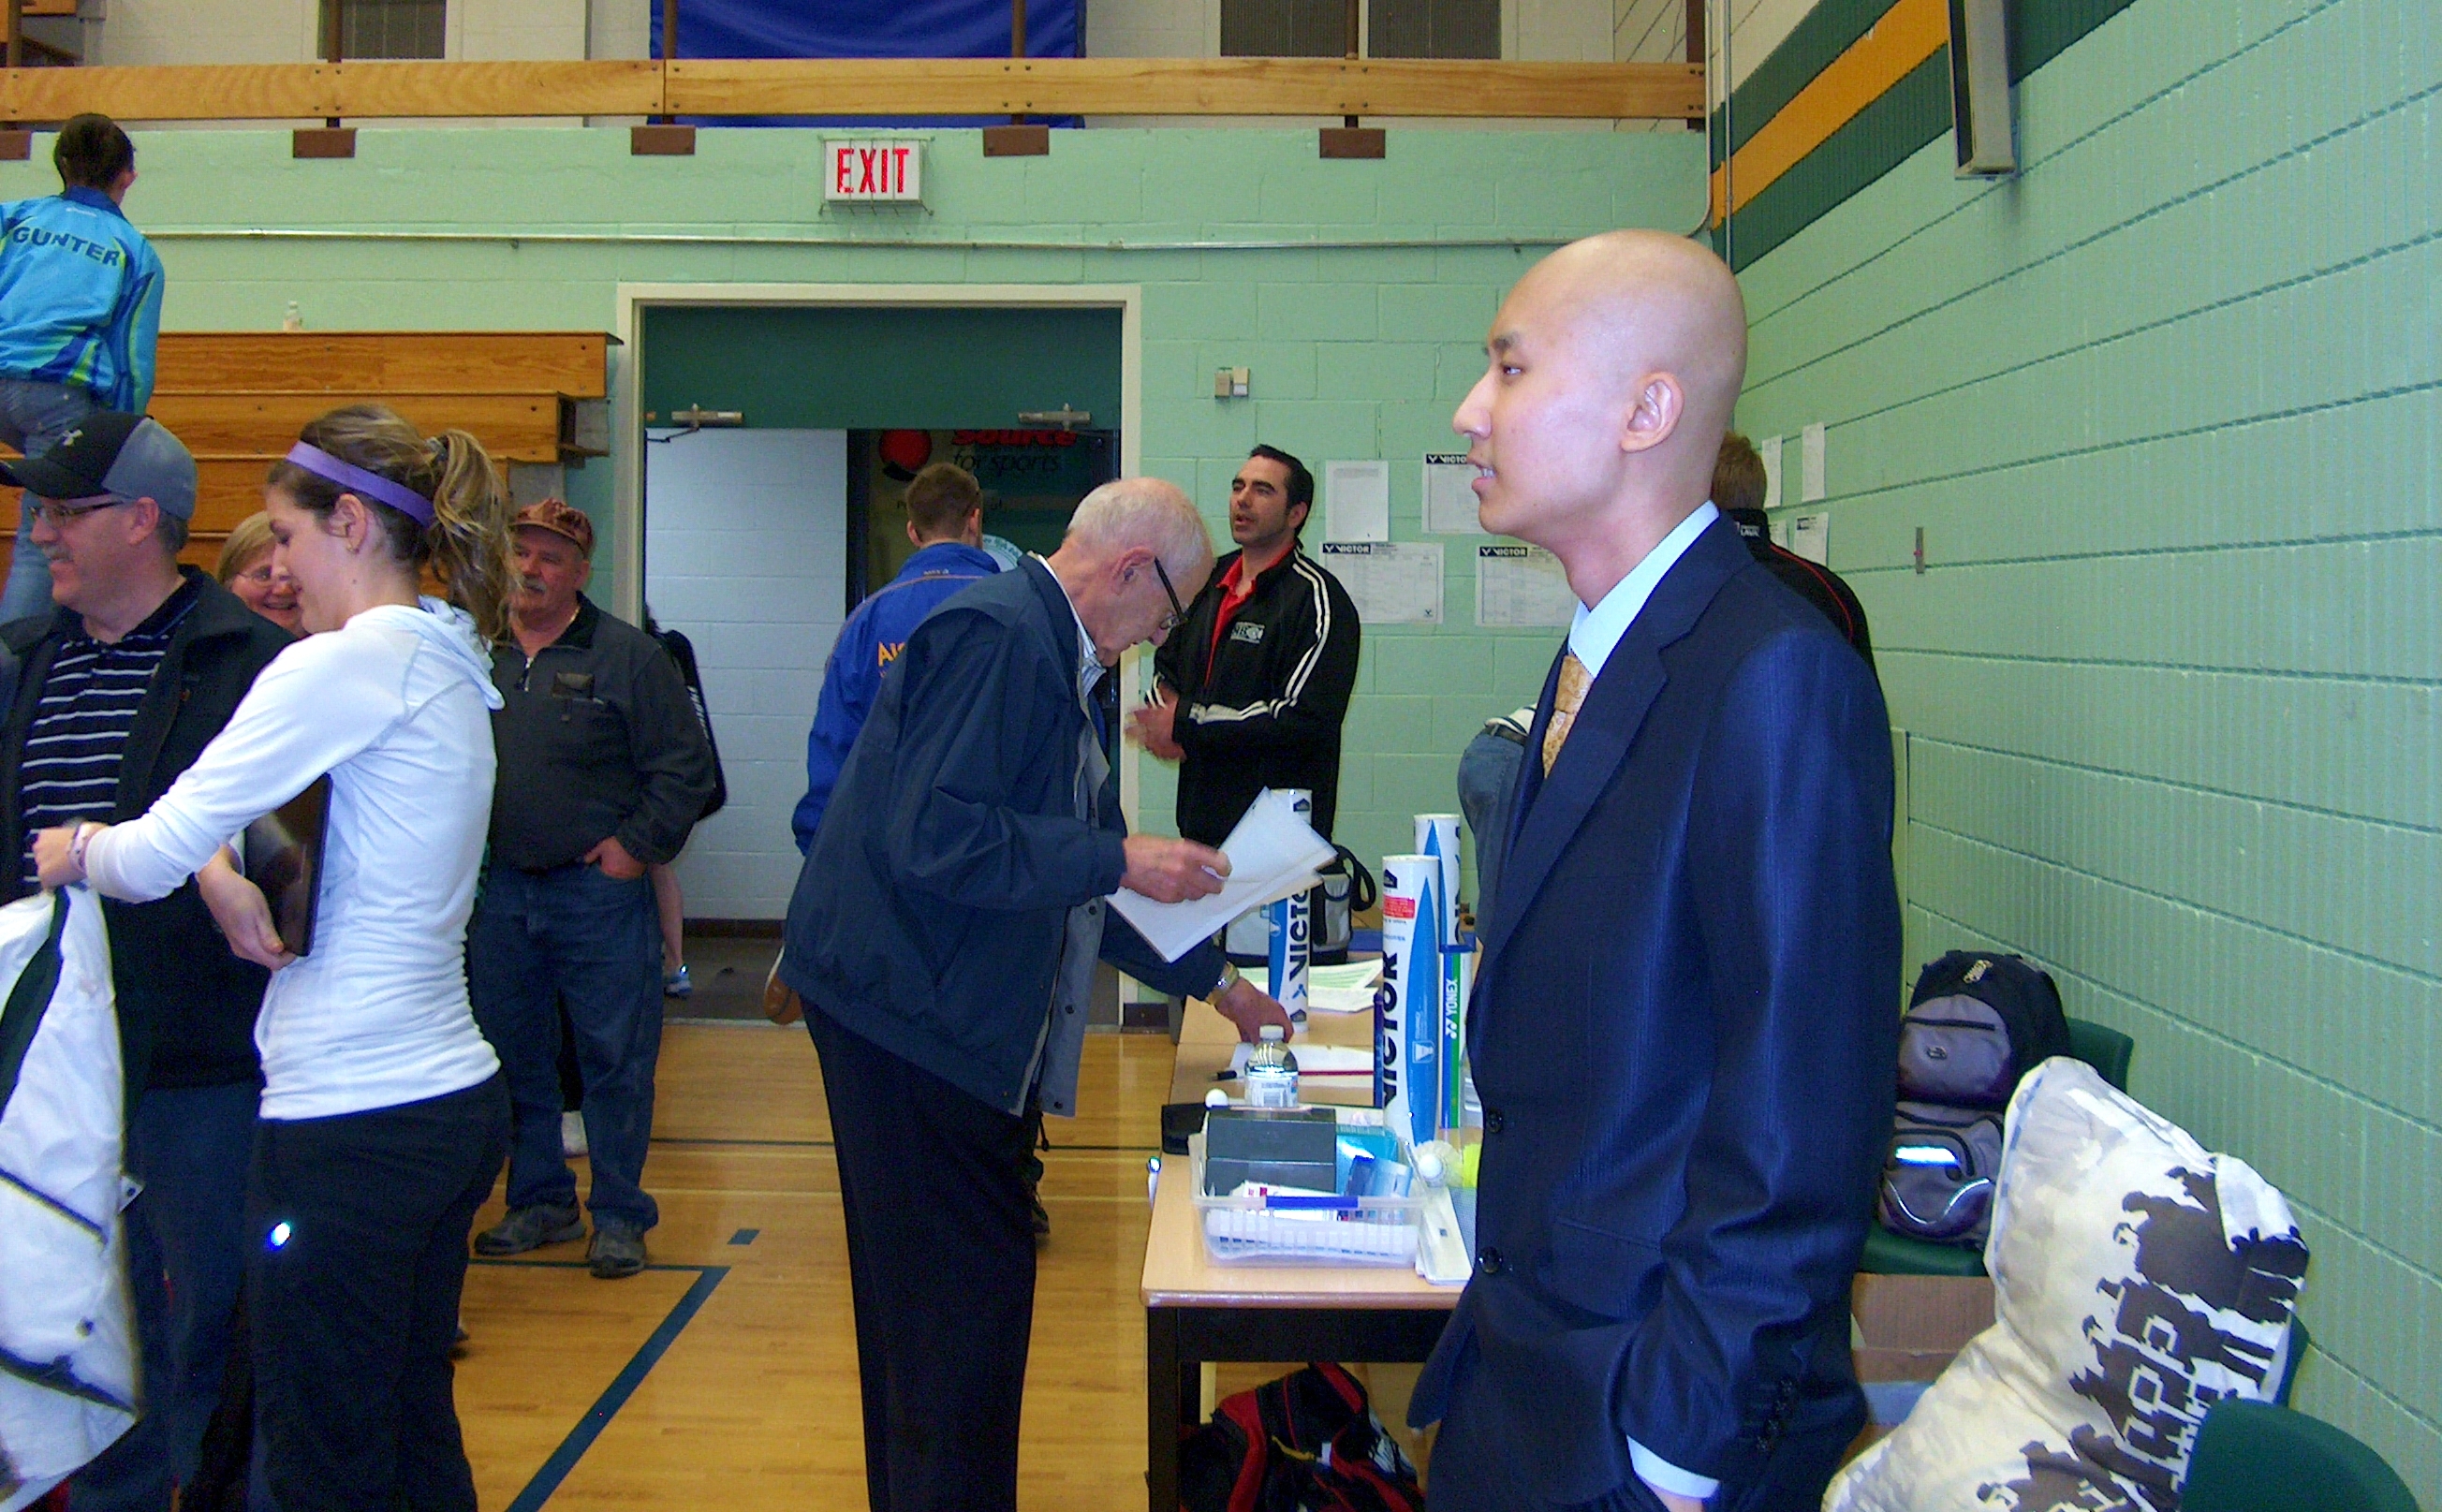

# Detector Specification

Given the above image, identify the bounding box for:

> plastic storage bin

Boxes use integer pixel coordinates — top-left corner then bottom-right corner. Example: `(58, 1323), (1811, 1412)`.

(1189, 1129), (1425, 1266)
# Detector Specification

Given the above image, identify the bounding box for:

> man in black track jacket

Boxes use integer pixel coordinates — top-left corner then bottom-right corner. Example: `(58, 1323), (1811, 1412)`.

(1135, 445), (1361, 844)
(1714, 432), (1876, 682)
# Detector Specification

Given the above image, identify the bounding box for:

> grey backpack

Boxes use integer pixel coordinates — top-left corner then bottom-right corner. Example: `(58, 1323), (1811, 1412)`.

(1877, 953), (2070, 1248)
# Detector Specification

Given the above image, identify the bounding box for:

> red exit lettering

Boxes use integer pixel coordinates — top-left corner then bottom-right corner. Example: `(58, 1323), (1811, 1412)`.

(828, 141), (919, 200)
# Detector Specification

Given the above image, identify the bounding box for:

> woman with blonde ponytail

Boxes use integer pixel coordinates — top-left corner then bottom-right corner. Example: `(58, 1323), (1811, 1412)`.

(33, 403), (515, 1512)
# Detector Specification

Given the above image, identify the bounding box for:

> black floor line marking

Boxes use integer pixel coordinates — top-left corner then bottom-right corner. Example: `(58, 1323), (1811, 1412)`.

(468, 1258), (728, 1510)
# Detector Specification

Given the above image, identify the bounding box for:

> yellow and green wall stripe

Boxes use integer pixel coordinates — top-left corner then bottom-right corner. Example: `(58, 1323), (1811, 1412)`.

(1711, 0), (2145, 269)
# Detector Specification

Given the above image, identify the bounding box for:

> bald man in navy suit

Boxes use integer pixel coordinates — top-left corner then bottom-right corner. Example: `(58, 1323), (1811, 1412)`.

(1408, 231), (1900, 1511)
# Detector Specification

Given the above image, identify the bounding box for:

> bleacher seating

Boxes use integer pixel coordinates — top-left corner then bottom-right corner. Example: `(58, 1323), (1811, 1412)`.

(1, 330), (611, 576)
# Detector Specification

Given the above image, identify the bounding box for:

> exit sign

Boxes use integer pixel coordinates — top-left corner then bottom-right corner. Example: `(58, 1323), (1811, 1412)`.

(825, 139), (922, 202)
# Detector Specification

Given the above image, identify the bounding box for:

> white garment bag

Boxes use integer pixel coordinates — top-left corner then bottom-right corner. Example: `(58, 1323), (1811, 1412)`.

(0, 888), (135, 1511)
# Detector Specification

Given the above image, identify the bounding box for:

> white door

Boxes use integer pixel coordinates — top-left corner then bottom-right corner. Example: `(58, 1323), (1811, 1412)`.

(643, 428), (847, 920)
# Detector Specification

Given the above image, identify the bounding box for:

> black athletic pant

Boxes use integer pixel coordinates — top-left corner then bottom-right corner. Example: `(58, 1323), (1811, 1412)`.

(246, 1075), (510, 1512)
(806, 1008), (1038, 1512)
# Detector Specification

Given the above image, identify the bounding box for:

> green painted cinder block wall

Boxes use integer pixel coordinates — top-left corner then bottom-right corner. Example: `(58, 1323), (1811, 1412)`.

(1737, 0), (2440, 1495)
(15, 125), (1705, 879)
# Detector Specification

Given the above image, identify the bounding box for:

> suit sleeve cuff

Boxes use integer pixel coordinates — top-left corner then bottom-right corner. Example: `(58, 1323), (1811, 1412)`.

(1627, 1439), (1719, 1502)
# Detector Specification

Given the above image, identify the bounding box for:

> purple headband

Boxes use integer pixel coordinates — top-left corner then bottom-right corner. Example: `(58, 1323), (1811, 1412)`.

(284, 442), (435, 526)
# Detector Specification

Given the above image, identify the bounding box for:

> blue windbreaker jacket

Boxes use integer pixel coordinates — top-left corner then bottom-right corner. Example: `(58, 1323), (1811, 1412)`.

(0, 188), (163, 412)
(791, 540), (1001, 853)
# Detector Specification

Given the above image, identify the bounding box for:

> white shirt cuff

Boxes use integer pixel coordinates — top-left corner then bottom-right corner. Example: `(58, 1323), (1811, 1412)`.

(1628, 1437), (1720, 1501)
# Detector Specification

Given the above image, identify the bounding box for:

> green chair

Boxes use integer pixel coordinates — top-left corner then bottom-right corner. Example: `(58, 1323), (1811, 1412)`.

(1862, 1017), (2135, 1277)
(2065, 1018), (2134, 1094)
(2183, 1398), (2419, 1512)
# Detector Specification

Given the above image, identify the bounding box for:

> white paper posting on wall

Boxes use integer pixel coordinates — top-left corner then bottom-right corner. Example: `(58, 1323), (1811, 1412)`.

(1319, 540), (1444, 624)
(1801, 422), (1827, 502)
(1759, 434), (1784, 510)
(1422, 455), (1486, 535)
(1324, 460), (1391, 543)
(1770, 516), (1790, 549)
(1788, 511), (1830, 565)
(1476, 544), (1578, 628)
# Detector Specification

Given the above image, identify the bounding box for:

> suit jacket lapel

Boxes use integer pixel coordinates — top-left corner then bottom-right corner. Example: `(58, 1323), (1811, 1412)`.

(1479, 518), (1752, 960)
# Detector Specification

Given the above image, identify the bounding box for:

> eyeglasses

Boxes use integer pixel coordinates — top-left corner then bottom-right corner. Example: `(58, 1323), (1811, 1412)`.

(28, 496), (132, 529)
(1151, 557), (1187, 633)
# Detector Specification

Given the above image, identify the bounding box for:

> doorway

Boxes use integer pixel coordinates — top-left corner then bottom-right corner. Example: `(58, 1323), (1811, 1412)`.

(625, 291), (1136, 929)
(847, 426), (1119, 602)
(643, 427), (847, 925)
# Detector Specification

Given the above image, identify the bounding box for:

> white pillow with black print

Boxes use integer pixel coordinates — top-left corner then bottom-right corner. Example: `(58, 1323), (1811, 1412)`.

(1827, 1057), (2307, 1512)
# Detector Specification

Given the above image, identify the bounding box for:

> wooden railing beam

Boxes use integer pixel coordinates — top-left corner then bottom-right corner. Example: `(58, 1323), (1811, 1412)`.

(668, 58), (1704, 119)
(0, 57), (1703, 124)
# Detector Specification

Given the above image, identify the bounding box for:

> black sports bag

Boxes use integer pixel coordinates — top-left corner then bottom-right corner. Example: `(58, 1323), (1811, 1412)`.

(1877, 951), (2072, 1248)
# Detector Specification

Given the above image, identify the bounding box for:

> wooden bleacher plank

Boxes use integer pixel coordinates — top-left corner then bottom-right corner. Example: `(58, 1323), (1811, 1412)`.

(667, 56), (1707, 120)
(0, 61), (662, 124)
(2, 452), (523, 536)
(193, 458), (275, 533)
(154, 332), (610, 400)
(178, 536), (230, 572)
(0, 533), (232, 580)
(2, 473), (268, 536)
(0, 58), (1700, 124)
(147, 394), (562, 463)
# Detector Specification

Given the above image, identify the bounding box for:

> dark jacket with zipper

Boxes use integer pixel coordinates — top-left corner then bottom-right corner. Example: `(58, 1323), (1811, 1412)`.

(486, 594), (717, 871)
(780, 558), (1226, 1117)
(1152, 545), (1361, 846)
(1, 568), (293, 1095)
(1726, 506), (1876, 681)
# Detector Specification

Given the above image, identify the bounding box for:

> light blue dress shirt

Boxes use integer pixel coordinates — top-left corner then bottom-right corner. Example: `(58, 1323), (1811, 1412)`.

(1567, 502), (1719, 682)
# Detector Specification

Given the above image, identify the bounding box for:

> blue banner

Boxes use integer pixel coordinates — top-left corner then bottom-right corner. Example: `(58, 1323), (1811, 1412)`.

(655, 0), (1080, 125)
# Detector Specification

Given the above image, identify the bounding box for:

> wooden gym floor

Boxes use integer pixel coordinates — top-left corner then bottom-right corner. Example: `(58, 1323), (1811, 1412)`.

(455, 1019), (1199, 1511)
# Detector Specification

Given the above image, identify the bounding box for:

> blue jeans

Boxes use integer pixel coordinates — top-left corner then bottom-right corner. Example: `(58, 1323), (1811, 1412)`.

(70, 1081), (259, 1512)
(0, 375), (101, 624)
(467, 862), (663, 1233)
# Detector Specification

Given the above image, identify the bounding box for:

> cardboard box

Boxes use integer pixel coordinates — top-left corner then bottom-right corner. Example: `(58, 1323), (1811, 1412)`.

(1845, 1271), (1998, 1451)
(1851, 1271), (1995, 1383)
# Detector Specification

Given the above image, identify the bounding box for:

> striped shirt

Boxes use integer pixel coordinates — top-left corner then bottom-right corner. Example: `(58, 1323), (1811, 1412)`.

(18, 578), (199, 888)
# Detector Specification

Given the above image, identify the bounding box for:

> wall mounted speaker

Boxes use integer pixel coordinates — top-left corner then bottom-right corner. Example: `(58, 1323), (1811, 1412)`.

(1949, 0), (2015, 176)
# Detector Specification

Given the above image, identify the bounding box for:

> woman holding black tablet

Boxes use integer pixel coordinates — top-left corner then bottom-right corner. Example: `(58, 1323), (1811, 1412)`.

(37, 403), (517, 1512)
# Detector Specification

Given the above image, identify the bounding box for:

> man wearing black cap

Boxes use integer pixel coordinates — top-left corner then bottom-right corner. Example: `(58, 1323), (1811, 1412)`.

(0, 412), (292, 1511)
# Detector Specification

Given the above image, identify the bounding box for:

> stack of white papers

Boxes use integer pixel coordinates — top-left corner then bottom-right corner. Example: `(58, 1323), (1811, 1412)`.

(1242, 960), (1384, 1014)
(1110, 789), (1337, 962)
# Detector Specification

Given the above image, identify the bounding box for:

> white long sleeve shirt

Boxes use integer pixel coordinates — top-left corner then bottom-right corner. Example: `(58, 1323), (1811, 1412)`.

(84, 599), (504, 1121)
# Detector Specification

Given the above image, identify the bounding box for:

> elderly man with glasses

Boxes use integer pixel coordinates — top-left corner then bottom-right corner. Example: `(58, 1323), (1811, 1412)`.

(0, 411), (293, 1511)
(777, 476), (1293, 1512)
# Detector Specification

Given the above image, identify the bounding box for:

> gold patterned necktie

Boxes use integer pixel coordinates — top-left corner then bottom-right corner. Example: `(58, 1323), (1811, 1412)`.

(1541, 651), (1592, 776)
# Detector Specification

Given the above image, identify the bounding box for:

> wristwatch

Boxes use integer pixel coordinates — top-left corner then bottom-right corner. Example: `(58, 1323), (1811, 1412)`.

(66, 821), (102, 882)
(1213, 959), (1243, 999)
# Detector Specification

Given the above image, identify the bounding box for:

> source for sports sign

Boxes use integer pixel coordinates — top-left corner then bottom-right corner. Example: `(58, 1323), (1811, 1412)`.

(824, 139), (922, 203)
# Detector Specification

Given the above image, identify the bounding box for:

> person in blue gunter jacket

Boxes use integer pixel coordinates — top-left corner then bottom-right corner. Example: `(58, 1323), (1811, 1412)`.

(0, 114), (166, 624)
